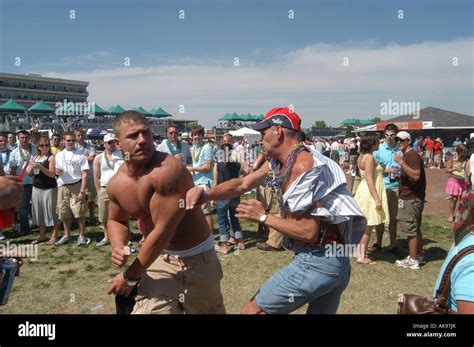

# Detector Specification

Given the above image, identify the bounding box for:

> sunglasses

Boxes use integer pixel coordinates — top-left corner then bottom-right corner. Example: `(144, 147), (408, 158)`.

(168, 132), (178, 135)
(38, 144), (50, 148)
(395, 138), (408, 143)
(385, 133), (396, 138)
(65, 140), (75, 143)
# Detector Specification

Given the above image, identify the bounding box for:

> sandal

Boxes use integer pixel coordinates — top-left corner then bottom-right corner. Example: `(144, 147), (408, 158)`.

(367, 243), (382, 253)
(31, 239), (47, 245)
(46, 239), (57, 245)
(227, 237), (237, 246)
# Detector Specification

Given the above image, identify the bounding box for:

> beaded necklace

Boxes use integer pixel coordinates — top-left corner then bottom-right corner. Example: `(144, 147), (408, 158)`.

(192, 142), (204, 163)
(166, 140), (182, 156)
(264, 143), (307, 193)
(104, 151), (115, 170)
(19, 144), (32, 162)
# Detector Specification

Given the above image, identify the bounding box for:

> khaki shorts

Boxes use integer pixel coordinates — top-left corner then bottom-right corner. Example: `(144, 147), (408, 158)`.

(85, 178), (96, 203)
(386, 189), (399, 223)
(132, 248), (225, 314)
(98, 187), (109, 226)
(256, 185), (273, 212)
(57, 182), (88, 220)
(397, 198), (424, 237)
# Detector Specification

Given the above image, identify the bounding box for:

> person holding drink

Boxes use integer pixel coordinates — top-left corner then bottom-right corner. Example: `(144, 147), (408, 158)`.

(27, 136), (61, 245)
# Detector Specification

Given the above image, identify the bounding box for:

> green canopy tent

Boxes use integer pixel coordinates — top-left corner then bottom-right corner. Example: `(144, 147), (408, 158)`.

(133, 106), (151, 116)
(341, 118), (360, 126)
(0, 99), (27, 113)
(359, 119), (375, 126)
(87, 103), (108, 116)
(107, 105), (126, 115)
(28, 101), (55, 114)
(152, 107), (172, 118)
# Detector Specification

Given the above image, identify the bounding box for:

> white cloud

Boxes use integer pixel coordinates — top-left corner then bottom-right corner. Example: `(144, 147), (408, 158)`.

(43, 37), (473, 128)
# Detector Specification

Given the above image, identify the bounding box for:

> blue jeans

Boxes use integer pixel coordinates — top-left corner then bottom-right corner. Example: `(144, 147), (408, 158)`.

(216, 199), (242, 242)
(255, 247), (351, 314)
(19, 184), (33, 233)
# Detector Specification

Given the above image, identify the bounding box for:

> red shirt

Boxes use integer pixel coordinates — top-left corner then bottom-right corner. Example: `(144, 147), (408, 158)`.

(434, 142), (443, 155)
(424, 138), (435, 151)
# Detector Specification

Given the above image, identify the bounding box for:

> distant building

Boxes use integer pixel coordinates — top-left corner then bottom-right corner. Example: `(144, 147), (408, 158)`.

(0, 72), (89, 108)
(353, 106), (474, 145)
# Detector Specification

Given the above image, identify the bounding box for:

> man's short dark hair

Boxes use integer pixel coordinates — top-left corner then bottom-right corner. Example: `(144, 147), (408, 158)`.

(166, 124), (178, 133)
(63, 131), (75, 138)
(113, 111), (150, 136)
(17, 130), (30, 137)
(384, 123), (398, 133)
(191, 126), (205, 137)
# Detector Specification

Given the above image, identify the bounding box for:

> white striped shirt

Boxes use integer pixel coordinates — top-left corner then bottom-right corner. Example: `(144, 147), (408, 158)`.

(269, 147), (366, 244)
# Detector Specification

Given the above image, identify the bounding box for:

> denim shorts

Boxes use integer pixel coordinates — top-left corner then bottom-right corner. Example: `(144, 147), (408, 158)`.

(255, 247), (351, 314)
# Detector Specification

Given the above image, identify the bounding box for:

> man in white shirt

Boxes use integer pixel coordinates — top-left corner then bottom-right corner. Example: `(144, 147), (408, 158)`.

(156, 124), (191, 166)
(9, 130), (37, 235)
(55, 132), (90, 246)
(93, 133), (123, 246)
(330, 138), (340, 164)
(75, 129), (97, 225)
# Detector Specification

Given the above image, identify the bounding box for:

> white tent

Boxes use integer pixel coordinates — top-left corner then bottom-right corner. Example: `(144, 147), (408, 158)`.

(229, 127), (261, 145)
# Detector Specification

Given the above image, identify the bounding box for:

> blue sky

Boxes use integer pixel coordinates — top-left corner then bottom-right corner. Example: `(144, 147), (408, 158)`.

(0, 0), (473, 127)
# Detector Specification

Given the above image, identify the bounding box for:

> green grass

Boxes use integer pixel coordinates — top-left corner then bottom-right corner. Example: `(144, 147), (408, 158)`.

(0, 210), (454, 314)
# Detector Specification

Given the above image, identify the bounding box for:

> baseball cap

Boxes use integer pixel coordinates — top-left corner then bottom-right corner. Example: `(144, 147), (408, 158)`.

(395, 131), (411, 141)
(104, 133), (115, 142)
(181, 132), (190, 139)
(250, 107), (302, 132)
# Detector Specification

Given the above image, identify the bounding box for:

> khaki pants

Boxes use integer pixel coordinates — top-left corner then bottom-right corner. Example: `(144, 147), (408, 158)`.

(132, 248), (225, 314)
(97, 187), (109, 226)
(256, 185), (284, 249)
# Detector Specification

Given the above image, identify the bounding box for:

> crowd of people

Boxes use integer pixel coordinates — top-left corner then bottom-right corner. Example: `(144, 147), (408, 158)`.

(0, 108), (473, 315)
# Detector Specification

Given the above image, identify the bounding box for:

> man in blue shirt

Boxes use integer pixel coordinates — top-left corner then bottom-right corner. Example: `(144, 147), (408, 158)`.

(373, 124), (402, 254)
(188, 126), (214, 234)
(452, 137), (463, 146)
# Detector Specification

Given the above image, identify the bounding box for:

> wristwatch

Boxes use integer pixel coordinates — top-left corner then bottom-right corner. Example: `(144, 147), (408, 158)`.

(123, 271), (140, 286)
(259, 213), (268, 224)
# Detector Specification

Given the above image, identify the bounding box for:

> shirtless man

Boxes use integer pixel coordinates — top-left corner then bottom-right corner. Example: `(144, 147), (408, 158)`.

(187, 107), (366, 314)
(106, 111), (225, 314)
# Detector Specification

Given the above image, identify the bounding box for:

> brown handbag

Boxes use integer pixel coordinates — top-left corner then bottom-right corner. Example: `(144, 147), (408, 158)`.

(397, 245), (474, 314)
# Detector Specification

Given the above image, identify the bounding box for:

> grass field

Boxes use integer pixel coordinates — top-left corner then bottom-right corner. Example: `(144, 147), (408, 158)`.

(0, 209), (454, 314)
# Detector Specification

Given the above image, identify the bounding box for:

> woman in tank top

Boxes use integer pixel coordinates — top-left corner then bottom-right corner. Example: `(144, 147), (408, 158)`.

(27, 136), (61, 244)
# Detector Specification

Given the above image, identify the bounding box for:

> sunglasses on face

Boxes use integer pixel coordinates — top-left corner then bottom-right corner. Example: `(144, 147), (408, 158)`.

(395, 138), (408, 143)
(168, 132), (178, 135)
(385, 133), (396, 138)
(38, 144), (50, 148)
(65, 140), (75, 143)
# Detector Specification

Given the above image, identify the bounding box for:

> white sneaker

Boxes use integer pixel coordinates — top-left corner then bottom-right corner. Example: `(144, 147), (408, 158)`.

(77, 235), (91, 246)
(54, 236), (70, 246)
(0, 231), (5, 240)
(396, 256), (420, 269)
(96, 238), (109, 247)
